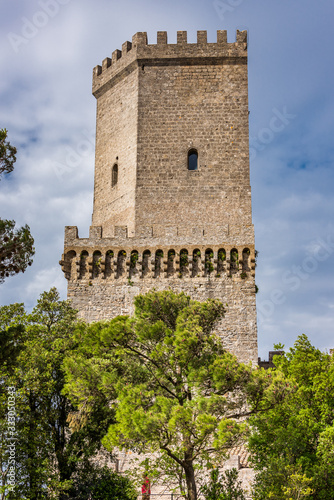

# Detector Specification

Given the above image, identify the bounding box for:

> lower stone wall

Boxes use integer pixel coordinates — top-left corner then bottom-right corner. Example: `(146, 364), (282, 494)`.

(95, 449), (254, 499)
(67, 274), (257, 364)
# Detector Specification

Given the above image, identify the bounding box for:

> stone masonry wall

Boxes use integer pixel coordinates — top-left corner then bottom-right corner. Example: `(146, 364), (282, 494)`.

(61, 225), (258, 364)
(91, 30), (252, 243)
(67, 277), (257, 365)
(92, 65), (139, 237)
(135, 55), (250, 237)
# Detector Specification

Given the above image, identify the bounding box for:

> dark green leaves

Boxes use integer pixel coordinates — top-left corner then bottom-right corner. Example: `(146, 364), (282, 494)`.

(0, 129), (16, 177)
(0, 219), (35, 283)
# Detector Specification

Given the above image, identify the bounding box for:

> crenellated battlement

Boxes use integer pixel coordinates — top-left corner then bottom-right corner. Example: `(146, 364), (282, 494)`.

(92, 29), (247, 98)
(63, 224), (255, 248)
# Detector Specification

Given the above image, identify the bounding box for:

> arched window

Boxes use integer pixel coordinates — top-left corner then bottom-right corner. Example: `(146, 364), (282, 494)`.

(188, 149), (198, 171)
(112, 164), (118, 187)
(64, 250), (76, 280)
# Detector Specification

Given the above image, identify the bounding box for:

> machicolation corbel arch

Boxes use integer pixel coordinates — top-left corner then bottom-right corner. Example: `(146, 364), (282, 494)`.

(61, 244), (255, 281)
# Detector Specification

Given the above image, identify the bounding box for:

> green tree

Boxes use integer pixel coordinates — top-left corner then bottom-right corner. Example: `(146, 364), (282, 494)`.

(200, 468), (246, 500)
(0, 129), (34, 283)
(0, 289), (114, 499)
(249, 334), (334, 500)
(281, 466), (314, 499)
(0, 220), (34, 283)
(70, 465), (137, 500)
(64, 290), (287, 500)
(0, 130), (16, 176)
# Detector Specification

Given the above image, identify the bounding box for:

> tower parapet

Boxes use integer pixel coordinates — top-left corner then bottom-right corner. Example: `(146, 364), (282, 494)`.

(60, 225), (256, 282)
(93, 30), (247, 98)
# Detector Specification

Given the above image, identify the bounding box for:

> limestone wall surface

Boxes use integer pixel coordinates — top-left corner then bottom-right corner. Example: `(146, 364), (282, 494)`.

(91, 30), (251, 242)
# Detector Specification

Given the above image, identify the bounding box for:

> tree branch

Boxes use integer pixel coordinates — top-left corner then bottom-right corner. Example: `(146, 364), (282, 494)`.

(160, 442), (184, 469)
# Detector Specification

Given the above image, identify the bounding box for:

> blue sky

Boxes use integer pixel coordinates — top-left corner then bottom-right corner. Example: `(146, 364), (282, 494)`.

(0, 0), (334, 359)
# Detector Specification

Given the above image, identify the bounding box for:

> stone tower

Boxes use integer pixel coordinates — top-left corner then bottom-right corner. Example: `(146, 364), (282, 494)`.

(60, 29), (258, 364)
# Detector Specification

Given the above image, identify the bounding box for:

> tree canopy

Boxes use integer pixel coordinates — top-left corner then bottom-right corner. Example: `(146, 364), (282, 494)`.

(0, 289), (117, 499)
(0, 219), (34, 283)
(64, 290), (286, 500)
(0, 129), (34, 283)
(249, 334), (334, 500)
(3, 288), (326, 499)
(200, 468), (246, 500)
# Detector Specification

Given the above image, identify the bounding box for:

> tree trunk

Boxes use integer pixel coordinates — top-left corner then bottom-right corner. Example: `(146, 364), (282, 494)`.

(28, 393), (40, 499)
(184, 462), (197, 500)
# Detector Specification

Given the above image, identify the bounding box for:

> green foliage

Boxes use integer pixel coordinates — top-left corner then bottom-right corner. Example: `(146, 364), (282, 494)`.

(205, 261), (214, 273)
(200, 468), (246, 500)
(230, 250), (238, 263)
(249, 334), (334, 500)
(64, 290), (282, 500)
(0, 303), (27, 372)
(205, 252), (214, 274)
(168, 250), (176, 261)
(70, 465), (137, 500)
(130, 251), (139, 268)
(193, 250), (201, 261)
(0, 129), (16, 177)
(0, 289), (114, 499)
(254, 250), (259, 268)
(0, 130), (35, 283)
(180, 250), (189, 268)
(281, 466), (314, 499)
(218, 250), (226, 262)
(0, 219), (35, 283)
(155, 250), (163, 270)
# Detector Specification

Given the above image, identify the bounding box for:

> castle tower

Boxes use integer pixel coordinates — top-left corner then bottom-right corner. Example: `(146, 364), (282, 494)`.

(60, 30), (258, 364)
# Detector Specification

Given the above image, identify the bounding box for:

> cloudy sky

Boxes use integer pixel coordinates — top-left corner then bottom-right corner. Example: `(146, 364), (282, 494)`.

(1, 0), (333, 358)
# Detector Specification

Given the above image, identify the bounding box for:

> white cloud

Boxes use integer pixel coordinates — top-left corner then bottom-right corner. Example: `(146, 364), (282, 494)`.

(25, 266), (66, 304)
